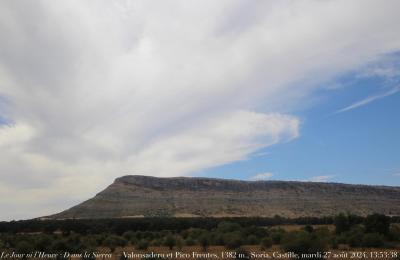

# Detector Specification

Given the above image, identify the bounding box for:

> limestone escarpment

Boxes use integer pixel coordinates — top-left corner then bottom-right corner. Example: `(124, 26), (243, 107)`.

(48, 175), (400, 219)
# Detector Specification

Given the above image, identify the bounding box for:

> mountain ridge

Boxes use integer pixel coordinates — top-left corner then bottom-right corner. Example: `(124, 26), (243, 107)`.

(48, 175), (400, 219)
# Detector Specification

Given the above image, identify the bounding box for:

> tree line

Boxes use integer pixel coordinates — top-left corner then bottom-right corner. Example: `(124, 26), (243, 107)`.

(0, 215), (362, 234)
(0, 214), (399, 260)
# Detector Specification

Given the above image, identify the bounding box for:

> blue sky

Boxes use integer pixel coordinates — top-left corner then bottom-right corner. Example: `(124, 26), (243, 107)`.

(198, 61), (400, 185)
(1, 1), (400, 220)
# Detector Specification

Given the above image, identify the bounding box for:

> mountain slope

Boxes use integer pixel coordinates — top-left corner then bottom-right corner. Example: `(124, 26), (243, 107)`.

(49, 175), (400, 219)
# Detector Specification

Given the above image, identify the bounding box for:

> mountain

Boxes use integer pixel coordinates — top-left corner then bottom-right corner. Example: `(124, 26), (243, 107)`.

(48, 175), (400, 219)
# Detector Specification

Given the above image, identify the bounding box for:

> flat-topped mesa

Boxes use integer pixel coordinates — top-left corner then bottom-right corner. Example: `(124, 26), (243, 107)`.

(48, 175), (400, 219)
(113, 175), (396, 193)
(114, 175), (262, 191)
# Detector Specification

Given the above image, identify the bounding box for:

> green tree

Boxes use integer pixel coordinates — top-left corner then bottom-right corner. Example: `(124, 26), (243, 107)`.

(303, 225), (314, 233)
(15, 241), (33, 254)
(35, 235), (52, 251)
(388, 225), (400, 241)
(185, 238), (195, 246)
(246, 235), (259, 245)
(346, 225), (365, 247)
(50, 240), (69, 252)
(362, 233), (384, 248)
(223, 232), (243, 249)
(151, 238), (162, 246)
(270, 228), (285, 244)
(282, 231), (327, 260)
(135, 239), (149, 250)
(364, 214), (390, 235)
(176, 237), (183, 250)
(164, 234), (176, 250)
(103, 235), (127, 252)
(123, 231), (136, 241)
(217, 222), (242, 233)
(260, 237), (273, 249)
(334, 213), (350, 234)
(15, 241), (33, 260)
(199, 234), (210, 251)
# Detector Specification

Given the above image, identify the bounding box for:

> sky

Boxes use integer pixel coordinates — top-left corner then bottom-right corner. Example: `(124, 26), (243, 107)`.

(0, 0), (399, 220)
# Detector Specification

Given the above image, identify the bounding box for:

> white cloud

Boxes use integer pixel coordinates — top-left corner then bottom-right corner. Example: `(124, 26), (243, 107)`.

(250, 172), (274, 181)
(0, 122), (35, 147)
(128, 111), (299, 176)
(309, 175), (336, 182)
(0, 0), (400, 220)
(335, 86), (400, 113)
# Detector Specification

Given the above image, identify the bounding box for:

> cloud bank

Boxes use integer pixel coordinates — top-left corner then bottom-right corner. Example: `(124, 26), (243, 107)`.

(1, 0), (400, 220)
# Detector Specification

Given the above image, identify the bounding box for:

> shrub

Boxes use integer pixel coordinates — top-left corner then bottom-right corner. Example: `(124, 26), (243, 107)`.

(185, 238), (196, 246)
(35, 235), (52, 251)
(242, 226), (268, 238)
(270, 229), (285, 244)
(103, 235), (127, 252)
(362, 233), (384, 248)
(211, 232), (225, 246)
(151, 238), (162, 246)
(81, 236), (98, 249)
(199, 234), (210, 251)
(389, 225), (400, 241)
(346, 225), (365, 247)
(135, 239), (149, 250)
(122, 231), (136, 241)
(164, 234), (176, 250)
(304, 225), (314, 233)
(15, 241), (34, 254)
(50, 240), (69, 252)
(143, 231), (155, 240)
(334, 213), (350, 234)
(331, 237), (339, 249)
(176, 238), (183, 250)
(314, 227), (332, 245)
(217, 222), (242, 233)
(282, 231), (327, 259)
(246, 235), (259, 245)
(260, 237), (273, 249)
(180, 230), (189, 239)
(223, 232), (243, 249)
(364, 214), (390, 235)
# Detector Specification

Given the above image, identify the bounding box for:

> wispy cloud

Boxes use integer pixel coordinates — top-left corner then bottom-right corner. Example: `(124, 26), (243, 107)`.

(309, 175), (335, 182)
(250, 172), (274, 181)
(362, 67), (400, 79)
(336, 86), (400, 114)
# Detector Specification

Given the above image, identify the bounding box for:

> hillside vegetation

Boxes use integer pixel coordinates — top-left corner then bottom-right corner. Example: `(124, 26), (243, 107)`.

(49, 175), (400, 219)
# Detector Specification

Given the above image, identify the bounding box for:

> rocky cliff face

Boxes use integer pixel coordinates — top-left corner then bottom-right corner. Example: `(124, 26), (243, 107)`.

(49, 175), (400, 219)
